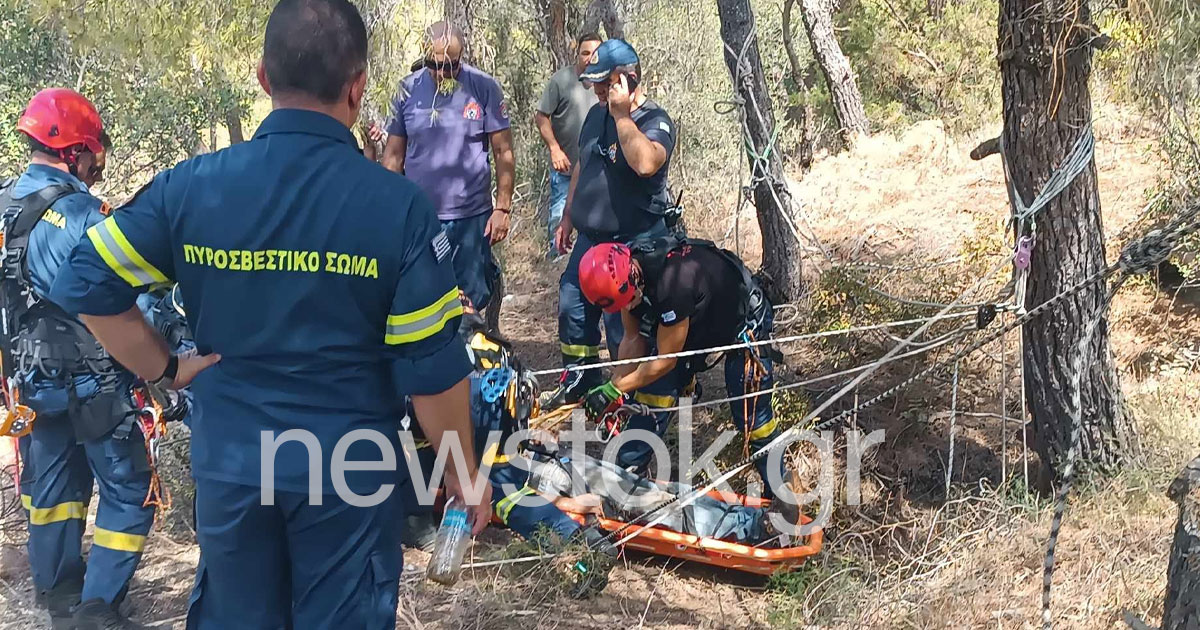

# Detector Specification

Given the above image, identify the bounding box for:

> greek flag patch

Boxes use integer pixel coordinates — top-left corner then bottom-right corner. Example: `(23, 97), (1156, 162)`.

(661, 310), (677, 323)
(431, 231), (451, 262)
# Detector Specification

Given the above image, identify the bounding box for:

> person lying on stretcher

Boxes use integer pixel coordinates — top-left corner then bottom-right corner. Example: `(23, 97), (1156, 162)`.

(521, 442), (803, 547)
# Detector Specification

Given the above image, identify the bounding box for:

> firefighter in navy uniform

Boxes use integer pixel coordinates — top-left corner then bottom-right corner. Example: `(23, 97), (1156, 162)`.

(1, 88), (157, 630)
(576, 237), (790, 498)
(50, 1), (491, 628)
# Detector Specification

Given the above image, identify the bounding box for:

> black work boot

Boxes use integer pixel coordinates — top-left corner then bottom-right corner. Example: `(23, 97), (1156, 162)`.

(72, 598), (152, 630)
(538, 368), (592, 411)
(44, 576), (83, 630)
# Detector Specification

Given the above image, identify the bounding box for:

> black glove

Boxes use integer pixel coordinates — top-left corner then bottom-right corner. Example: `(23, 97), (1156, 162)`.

(583, 382), (624, 421)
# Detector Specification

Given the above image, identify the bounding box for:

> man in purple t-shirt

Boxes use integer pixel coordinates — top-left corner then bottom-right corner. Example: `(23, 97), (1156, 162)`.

(382, 21), (515, 310)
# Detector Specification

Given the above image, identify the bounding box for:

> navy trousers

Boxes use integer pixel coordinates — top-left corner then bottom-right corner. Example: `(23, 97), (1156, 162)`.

(22, 413), (154, 604)
(186, 479), (402, 630)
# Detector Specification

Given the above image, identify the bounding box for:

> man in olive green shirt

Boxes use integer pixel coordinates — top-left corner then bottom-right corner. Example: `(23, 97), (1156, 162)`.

(535, 33), (601, 259)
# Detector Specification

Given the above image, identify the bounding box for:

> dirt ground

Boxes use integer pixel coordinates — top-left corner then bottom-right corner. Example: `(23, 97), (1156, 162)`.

(1, 103), (1194, 629)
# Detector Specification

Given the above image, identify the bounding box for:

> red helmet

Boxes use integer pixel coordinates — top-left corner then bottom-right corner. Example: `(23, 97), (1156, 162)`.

(17, 88), (104, 158)
(580, 243), (636, 313)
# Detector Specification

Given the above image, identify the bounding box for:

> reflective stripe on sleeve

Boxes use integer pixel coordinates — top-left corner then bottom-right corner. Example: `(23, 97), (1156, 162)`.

(86, 218), (169, 287)
(385, 288), (463, 345)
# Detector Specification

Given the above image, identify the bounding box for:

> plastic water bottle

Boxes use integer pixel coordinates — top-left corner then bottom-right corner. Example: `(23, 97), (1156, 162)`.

(426, 497), (472, 585)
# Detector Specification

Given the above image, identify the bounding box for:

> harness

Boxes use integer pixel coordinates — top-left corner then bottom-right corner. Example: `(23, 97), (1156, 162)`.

(0, 178), (121, 440)
(627, 233), (769, 353)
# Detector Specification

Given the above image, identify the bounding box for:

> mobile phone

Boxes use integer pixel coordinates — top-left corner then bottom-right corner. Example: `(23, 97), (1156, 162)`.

(622, 72), (640, 92)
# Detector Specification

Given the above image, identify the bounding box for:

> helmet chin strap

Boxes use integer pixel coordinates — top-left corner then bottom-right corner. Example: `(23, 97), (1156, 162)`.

(57, 146), (84, 178)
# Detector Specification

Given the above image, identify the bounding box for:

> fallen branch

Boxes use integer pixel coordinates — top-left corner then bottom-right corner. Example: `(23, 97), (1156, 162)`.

(971, 137), (1002, 161)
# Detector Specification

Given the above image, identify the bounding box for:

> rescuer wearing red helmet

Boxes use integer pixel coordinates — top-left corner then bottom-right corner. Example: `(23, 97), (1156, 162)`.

(3, 88), (157, 628)
(576, 235), (791, 498)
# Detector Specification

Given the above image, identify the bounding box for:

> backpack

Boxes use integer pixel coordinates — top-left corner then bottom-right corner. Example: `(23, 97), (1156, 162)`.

(0, 178), (74, 363)
(627, 232), (768, 343)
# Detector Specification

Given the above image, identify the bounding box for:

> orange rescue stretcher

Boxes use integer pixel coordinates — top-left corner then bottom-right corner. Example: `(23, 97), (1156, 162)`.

(562, 489), (824, 576)
(526, 405), (824, 575)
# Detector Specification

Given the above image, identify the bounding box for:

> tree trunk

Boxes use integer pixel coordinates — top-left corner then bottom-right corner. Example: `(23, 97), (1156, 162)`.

(1161, 456), (1200, 629)
(224, 106), (245, 145)
(798, 0), (869, 147)
(1000, 0), (1133, 480)
(582, 0), (624, 39)
(716, 0), (804, 303)
(539, 0), (575, 70)
(782, 0), (815, 170)
(444, 0), (475, 60)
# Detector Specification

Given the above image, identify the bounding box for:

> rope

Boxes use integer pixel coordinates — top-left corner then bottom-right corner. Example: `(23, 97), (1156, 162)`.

(718, 20), (832, 262)
(1040, 277), (1125, 630)
(842, 272), (1003, 311)
(530, 312), (976, 377)
(1040, 198), (1200, 629)
(651, 329), (968, 414)
(841, 257), (966, 273)
(1007, 129), (1096, 225)
(945, 361), (959, 496)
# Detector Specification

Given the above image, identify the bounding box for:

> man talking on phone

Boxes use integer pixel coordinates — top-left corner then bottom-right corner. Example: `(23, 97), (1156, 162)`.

(545, 39), (679, 410)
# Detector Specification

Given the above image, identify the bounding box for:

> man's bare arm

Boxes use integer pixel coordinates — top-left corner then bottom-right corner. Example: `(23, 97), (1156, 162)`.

(534, 112), (560, 152)
(536, 112), (571, 174)
(611, 308), (648, 380)
(614, 116), (667, 178)
(382, 135), (407, 174)
(490, 129), (516, 210)
(411, 378), (492, 534)
(80, 307), (219, 388)
(612, 318), (688, 393)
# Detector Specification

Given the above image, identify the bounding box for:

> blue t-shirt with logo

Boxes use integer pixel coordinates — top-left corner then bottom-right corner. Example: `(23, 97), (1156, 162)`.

(388, 64), (511, 221)
(569, 100), (676, 237)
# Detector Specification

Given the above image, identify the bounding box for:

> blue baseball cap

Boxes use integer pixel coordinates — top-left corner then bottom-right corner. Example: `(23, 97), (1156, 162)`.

(580, 39), (640, 83)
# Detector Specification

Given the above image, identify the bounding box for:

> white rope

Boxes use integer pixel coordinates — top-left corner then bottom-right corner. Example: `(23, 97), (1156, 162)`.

(532, 311), (977, 377)
(1007, 129), (1096, 224)
(651, 330), (966, 413)
(945, 360), (959, 496)
(461, 554), (556, 570)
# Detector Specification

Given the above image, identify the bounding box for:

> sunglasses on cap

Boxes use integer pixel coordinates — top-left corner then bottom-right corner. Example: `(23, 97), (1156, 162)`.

(424, 57), (462, 72)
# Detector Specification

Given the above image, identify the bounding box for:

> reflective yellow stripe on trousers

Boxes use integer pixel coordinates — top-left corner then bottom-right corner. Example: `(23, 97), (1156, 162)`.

(27, 500), (86, 526)
(93, 527), (147, 553)
(560, 343), (600, 358)
(495, 486), (537, 525)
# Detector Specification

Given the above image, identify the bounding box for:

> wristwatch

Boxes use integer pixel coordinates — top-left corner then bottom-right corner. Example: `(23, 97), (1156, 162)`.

(151, 354), (179, 389)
